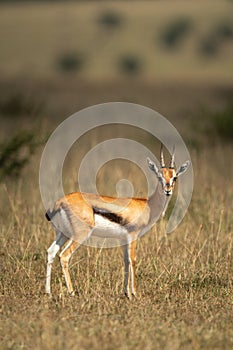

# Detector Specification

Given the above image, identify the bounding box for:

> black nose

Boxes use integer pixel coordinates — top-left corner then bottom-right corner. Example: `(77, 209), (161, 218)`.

(165, 190), (171, 196)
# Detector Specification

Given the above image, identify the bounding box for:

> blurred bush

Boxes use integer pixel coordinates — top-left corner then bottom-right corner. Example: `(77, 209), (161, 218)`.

(0, 93), (43, 117)
(159, 17), (193, 49)
(213, 105), (233, 141)
(199, 19), (233, 57)
(97, 10), (123, 29)
(215, 20), (233, 40)
(0, 131), (41, 180)
(56, 51), (85, 73)
(199, 34), (218, 56)
(118, 55), (142, 75)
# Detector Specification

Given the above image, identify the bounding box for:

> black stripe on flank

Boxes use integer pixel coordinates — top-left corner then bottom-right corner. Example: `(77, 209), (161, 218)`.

(45, 211), (51, 221)
(45, 208), (60, 221)
(93, 206), (129, 226)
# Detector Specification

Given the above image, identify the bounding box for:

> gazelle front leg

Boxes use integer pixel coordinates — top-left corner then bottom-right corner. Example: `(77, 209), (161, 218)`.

(122, 237), (137, 299)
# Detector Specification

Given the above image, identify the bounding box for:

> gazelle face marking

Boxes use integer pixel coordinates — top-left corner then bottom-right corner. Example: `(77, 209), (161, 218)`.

(160, 168), (177, 196)
(147, 145), (190, 196)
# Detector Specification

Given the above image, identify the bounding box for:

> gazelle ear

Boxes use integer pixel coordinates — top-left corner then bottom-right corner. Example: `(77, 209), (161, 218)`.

(176, 160), (190, 177)
(147, 157), (160, 176)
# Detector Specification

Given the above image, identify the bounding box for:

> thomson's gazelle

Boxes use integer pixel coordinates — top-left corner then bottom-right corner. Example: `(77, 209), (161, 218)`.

(45, 146), (189, 298)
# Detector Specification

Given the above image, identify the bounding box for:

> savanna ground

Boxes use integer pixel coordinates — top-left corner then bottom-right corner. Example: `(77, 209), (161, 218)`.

(0, 1), (233, 349)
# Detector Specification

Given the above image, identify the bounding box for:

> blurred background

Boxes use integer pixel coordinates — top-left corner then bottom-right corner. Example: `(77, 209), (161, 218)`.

(0, 0), (232, 189)
(1, 3), (233, 348)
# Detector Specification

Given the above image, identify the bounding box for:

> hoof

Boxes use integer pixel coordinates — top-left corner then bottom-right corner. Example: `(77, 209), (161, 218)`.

(124, 291), (137, 300)
(125, 292), (132, 300)
(45, 293), (52, 300)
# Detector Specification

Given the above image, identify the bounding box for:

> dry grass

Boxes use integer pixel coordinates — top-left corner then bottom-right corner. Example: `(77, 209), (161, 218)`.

(0, 108), (233, 349)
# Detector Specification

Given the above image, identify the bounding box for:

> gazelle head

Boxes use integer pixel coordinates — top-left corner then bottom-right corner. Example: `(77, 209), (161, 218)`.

(147, 145), (190, 196)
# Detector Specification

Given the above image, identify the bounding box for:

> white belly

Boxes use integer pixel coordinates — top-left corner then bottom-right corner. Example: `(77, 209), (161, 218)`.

(92, 214), (128, 239)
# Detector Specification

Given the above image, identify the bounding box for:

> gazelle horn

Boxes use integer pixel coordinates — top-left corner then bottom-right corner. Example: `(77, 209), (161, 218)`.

(170, 147), (175, 168)
(160, 144), (165, 168)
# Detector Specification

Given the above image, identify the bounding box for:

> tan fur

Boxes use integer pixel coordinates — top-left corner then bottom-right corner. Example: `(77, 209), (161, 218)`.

(59, 240), (80, 295)
(161, 168), (176, 192)
(46, 154), (189, 298)
(46, 188), (165, 297)
(56, 192), (150, 230)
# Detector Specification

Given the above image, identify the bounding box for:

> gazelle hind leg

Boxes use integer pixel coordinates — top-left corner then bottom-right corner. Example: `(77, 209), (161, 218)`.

(46, 232), (68, 294)
(59, 240), (81, 296)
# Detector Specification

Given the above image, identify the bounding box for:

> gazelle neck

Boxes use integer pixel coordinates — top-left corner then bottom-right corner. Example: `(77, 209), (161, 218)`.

(148, 183), (167, 224)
